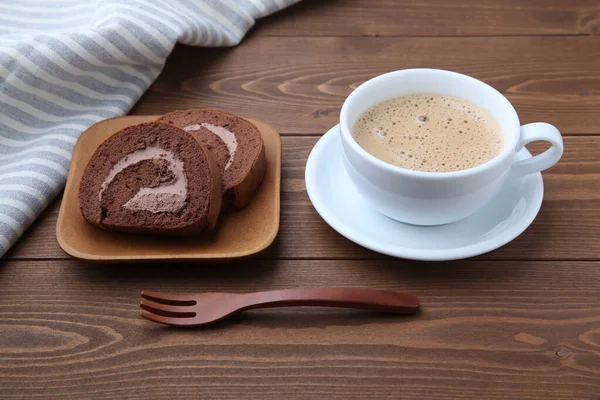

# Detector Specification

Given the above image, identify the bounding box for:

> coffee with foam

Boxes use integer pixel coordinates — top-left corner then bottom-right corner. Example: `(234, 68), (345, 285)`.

(352, 93), (503, 173)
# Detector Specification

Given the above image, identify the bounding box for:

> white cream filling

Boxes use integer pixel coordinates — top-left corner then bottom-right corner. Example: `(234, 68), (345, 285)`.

(184, 123), (237, 170)
(99, 146), (188, 213)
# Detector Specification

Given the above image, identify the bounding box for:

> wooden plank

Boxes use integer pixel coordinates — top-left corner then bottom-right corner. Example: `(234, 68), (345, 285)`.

(6, 136), (600, 261)
(0, 259), (599, 399)
(253, 0), (600, 37)
(131, 36), (600, 135)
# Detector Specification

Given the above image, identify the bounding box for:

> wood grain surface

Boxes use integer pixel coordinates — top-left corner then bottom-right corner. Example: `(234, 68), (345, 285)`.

(2, 1), (600, 399)
(1, 259), (600, 399)
(130, 36), (600, 135)
(254, 0), (600, 36)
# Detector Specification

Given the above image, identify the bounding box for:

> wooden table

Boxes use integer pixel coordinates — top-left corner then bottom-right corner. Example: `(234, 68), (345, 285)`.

(2, 1), (600, 398)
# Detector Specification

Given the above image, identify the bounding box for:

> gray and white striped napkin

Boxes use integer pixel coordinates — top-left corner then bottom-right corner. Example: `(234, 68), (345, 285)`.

(0, 0), (300, 256)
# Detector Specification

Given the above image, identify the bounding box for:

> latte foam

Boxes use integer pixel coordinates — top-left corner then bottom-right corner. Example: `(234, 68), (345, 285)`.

(352, 93), (503, 172)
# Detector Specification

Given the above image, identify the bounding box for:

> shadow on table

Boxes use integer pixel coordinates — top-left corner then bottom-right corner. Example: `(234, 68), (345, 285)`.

(142, 307), (421, 332)
(78, 233), (283, 285)
(374, 257), (529, 283)
(78, 258), (280, 287)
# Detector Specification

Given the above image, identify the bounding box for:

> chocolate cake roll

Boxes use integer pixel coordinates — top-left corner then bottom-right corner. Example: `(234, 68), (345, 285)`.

(79, 122), (222, 235)
(157, 109), (266, 211)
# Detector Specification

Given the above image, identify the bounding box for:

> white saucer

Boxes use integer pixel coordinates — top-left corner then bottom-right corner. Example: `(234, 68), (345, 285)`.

(305, 125), (544, 261)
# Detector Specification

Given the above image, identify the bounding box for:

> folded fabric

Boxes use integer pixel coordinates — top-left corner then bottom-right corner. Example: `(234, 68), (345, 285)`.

(0, 0), (300, 256)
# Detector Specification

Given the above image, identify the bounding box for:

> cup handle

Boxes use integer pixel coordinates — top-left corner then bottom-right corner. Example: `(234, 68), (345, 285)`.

(511, 122), (564, 177)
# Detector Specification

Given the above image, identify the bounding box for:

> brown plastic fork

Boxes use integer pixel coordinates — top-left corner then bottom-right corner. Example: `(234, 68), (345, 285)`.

(140, 288), (420, 327)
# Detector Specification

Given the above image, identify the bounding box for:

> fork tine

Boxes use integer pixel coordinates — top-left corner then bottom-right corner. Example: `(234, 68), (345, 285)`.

(140, 299), (196, 318)
(140, 310), (199, 327)
(141, 290), (197, 305)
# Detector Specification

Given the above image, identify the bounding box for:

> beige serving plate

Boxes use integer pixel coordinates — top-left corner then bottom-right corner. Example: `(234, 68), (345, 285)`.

(56, 115), (281, 261)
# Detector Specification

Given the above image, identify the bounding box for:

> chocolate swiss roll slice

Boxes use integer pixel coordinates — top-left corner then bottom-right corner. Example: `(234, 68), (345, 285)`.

(157, 109), (266, 211)
(79, 122), (222, 235)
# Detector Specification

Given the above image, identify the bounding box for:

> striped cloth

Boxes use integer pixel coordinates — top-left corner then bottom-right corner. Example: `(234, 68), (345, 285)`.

(0, 0), (300, 256)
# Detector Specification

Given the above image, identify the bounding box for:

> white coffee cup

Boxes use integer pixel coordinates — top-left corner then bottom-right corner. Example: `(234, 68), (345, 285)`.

(340, 69), (563, 225)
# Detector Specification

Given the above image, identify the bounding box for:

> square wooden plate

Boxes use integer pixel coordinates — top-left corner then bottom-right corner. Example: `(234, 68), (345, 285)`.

(56, 115), (281, 262)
